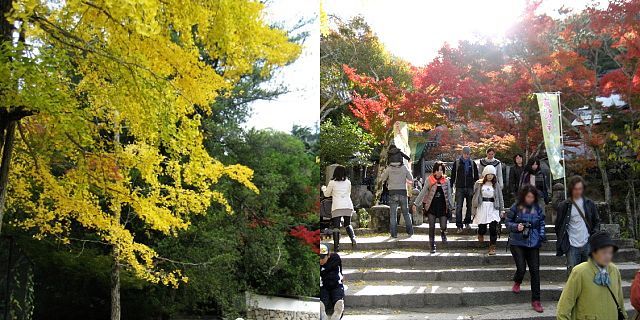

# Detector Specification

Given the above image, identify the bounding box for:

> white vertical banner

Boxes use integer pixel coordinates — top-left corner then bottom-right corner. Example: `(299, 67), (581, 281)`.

(393, 121), (411, 170)
(535, 92), (565, 179)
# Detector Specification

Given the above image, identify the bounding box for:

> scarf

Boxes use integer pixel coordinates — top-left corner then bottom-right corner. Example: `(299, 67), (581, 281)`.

(461, 157), (472, 176)
(429, 174), (446, 186)
(480, 158), (500, 167)
(593, 261), (611, 286)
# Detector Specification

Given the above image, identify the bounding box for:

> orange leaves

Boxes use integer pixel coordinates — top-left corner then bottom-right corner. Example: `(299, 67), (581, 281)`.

(587, 0), (640, 101)
(343, 64), (427, 138)
(87, 154), (124, 182)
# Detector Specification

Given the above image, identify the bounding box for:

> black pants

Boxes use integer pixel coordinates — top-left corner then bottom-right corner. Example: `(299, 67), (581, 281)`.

(455, 187), (473, 228)
(331, 216), (351, 229)
(510, 245), (541, 301)
(427, 213), (447, 241)
(320, 285), (345, 314)
(478, 221), (498, 245)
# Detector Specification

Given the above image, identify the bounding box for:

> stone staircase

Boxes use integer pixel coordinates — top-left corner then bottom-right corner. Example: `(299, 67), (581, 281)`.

(329, 223), (640, 319)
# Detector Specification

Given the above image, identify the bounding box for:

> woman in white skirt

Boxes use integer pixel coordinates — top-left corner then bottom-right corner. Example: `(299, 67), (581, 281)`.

(322, 165), (356, 252)
(472, 164), (505, 255)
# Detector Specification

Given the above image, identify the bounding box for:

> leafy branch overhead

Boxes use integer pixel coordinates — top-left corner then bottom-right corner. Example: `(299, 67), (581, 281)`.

(1, 0), (301, 287)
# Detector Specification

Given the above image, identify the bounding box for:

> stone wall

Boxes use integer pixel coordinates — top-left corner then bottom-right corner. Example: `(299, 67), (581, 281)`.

(246, 309), (318, 320)
(245, 293), (319, 320)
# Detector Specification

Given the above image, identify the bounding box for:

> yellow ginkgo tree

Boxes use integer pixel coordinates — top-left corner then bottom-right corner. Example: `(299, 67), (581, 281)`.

(0, 0), (300, 319)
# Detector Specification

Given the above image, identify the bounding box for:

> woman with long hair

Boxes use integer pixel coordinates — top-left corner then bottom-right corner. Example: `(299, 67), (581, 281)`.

(506, 184), (546, 313)
(519, 158), (550, 213)
(322, 165), (356, 252)
(472, 165), (504, 255)
(509, 153), (525, 200)
(414, 162), (454, 253)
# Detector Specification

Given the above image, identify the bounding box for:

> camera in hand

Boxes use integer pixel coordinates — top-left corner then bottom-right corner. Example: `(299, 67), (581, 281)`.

(521, 222), (532, 239)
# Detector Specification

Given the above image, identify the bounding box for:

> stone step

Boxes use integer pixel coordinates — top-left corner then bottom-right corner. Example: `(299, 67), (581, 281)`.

(343, 263), (640, 282)
(343, 302), (635, 319)
(353, 229), (558, 240)
(340, 249), (640, 269)
(343, 280), (632, 308)
(329, 235), (634, 252)
(355, 223), (557, 236)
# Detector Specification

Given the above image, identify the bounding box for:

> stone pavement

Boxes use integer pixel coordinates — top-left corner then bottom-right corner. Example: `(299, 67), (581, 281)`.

(342, 301), (635, 319)
(332, 223), (640, 319)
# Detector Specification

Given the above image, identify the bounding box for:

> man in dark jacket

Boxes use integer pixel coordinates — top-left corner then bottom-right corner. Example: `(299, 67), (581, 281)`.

(450, 146), (479, 233)
(320, 244), (344, 320)
(555, 175), (601, 273)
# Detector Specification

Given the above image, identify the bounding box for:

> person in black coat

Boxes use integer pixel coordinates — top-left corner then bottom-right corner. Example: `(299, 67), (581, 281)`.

(320, 244), (345, 320)
(509, 154), (525, 199)
(450, 146), (479, 232)
(388, 144), (410, 164)
(555, 175), (601, 273)
(519, 158), (550, 212)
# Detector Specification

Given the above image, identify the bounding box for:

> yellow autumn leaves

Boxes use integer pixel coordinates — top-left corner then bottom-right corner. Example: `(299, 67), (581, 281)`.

(3, 0), (299, 286)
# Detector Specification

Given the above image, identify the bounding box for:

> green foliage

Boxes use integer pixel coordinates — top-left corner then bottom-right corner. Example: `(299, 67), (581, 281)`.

(357, 208), (370, 229)
(291, 125), (320, 155)
(320, 117), (374, 169)
(148, 129), (320, 318)
(3, 127), (320, 320)
(320, 16), (412, 121)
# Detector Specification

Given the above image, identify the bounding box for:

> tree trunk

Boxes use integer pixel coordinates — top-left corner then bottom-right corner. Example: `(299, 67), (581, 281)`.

(630, 180), (639, 240)
(0, 0), (13, 41)
(374, 130), (396, 204)
(593, 148), (612, 223)
(111, 251), (121, 320)
(625, 188), (634, 239)
(0, 121), (17, 234)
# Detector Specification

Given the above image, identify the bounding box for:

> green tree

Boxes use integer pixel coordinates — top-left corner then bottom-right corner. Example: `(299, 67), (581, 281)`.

(320, 117), (374, 169)
(320, 16), (412, 121)
(152, 129), (319, 318)
(0, 1), (300, 319)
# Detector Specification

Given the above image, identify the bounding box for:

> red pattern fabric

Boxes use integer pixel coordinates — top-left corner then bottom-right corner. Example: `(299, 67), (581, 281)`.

(631, 270), (640, 312)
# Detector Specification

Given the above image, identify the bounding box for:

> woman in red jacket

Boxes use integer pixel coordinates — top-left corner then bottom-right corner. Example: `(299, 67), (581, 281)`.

(631, 270), (640, 319)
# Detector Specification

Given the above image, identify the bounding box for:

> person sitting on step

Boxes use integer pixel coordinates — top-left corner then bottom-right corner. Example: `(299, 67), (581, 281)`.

(506, 184), (546, 313)
(472, 164), (504, 255)
(320, 243), (345, 320)
(413, 161), (454, 254)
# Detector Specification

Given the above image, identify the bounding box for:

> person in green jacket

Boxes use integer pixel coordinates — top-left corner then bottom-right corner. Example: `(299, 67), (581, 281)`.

(556, 231), (627, 320)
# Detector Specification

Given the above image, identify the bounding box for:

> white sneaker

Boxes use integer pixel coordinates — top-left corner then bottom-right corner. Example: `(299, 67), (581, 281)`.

(331, 300), (344, 320)
(320, 302), (328, 320)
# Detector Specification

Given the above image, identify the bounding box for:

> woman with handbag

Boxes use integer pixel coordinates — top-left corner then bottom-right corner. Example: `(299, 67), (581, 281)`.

(413, 162), (454, 254)
(556, 231), (627, 320)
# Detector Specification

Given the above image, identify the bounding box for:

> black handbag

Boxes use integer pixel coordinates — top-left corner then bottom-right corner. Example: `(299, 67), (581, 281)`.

(606, 284), (626, 320)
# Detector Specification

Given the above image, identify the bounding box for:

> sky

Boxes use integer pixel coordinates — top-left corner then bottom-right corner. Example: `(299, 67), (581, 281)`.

(245, 0), (596, 132)
(244, 0), (320, 133)
(323, 0), (595, 66)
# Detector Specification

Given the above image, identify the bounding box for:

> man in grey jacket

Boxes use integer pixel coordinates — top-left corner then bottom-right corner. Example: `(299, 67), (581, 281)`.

(381, 162), (414, 237)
